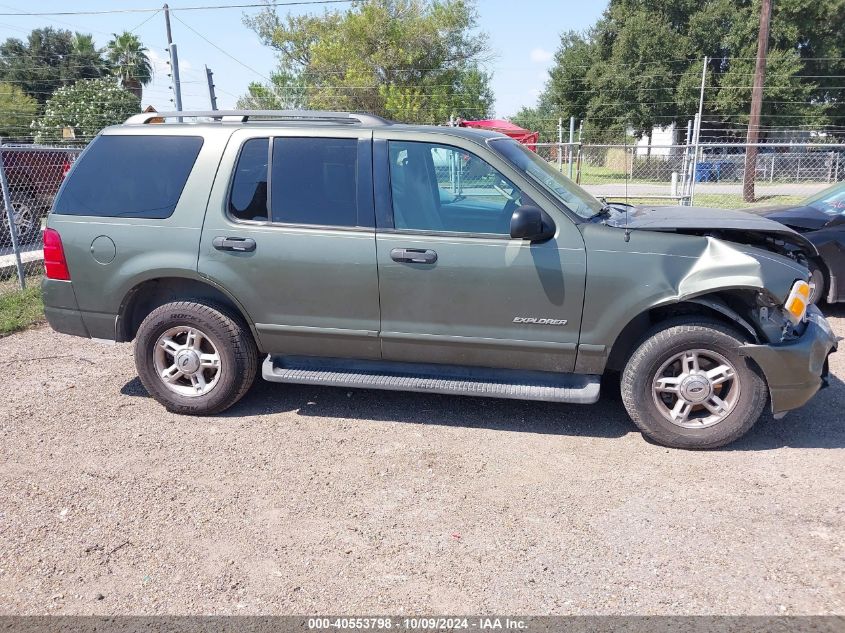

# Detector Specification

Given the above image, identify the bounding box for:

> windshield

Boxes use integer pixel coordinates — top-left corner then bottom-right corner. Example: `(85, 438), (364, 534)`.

(488, 138), (602, 218)
(803, 181), (845, 215)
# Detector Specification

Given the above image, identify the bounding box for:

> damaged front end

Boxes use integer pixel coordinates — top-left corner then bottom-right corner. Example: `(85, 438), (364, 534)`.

(674, 237), (812, 345)
(599, 205), (839, 415)
(740, 304), (837, 415)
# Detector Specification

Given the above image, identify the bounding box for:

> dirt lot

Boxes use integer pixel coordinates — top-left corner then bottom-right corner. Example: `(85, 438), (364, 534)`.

(0, 308), (843, 616)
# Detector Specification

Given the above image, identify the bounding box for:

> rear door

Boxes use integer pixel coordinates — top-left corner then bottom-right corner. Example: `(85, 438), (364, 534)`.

(373, 131), (587, 373)
(198, 127), (380, 358)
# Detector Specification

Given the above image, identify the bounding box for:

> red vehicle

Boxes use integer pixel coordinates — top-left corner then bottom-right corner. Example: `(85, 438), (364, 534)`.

(1, 145), (76, 246)
(456, 119), (540, 151)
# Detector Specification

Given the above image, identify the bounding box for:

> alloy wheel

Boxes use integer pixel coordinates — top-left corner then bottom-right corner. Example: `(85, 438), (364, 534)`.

(651, 348), (741, 429)
(153, 326), (222, 397)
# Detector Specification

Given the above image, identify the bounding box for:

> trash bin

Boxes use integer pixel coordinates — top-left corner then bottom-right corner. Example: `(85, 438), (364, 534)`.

(695, 161), (713, 182)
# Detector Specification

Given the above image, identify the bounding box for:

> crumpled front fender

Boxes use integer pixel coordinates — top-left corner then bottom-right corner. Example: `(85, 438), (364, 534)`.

(577, 225), (814, 374)
(675, 237), (804, 303)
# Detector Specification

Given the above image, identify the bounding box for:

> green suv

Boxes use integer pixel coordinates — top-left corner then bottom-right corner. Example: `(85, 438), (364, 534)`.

(42, 110), (838, 449)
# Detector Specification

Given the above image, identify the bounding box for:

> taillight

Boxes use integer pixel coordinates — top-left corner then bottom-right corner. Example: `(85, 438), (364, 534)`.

(61, 160), (72, 179)
(43, 228), (70, 280)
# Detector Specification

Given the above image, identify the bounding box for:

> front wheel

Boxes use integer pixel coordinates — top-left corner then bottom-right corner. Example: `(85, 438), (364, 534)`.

(621, 318), (768, 449)
(134, 301), (258, 415)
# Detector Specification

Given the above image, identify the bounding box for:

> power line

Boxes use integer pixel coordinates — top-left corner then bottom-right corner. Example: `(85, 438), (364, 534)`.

(0, 2), (113, 36)
(170, 12), (272, 83)
(0, 1), (352, 17)
(129, 9), (162, 33)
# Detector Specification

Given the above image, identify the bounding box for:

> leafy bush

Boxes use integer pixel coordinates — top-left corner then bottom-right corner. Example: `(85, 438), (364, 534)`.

(0, 82), (38, 140)
(32, 78), (140, 144)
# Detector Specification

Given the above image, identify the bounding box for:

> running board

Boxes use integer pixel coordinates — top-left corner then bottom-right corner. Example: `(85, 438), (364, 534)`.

(262, 355), (601, 404)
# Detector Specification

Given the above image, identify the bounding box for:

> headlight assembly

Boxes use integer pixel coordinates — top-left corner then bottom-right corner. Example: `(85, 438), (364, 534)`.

(784, 280), (811, 325)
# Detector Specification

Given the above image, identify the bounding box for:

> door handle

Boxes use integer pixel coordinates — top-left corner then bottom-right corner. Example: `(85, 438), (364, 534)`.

(213, 236), (256, 252)
(390, 248), (437, 264)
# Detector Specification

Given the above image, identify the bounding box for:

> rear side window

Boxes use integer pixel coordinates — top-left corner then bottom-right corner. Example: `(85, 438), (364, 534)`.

(229, 138), (269, 221)
(270, 137), (358, 226)
(54, 135), (203, 219)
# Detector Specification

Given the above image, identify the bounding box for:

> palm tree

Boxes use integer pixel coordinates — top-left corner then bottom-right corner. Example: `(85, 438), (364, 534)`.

(72, 32), (98, 55)
(105, 32), (152, 100)
(71, 32), (108, 79)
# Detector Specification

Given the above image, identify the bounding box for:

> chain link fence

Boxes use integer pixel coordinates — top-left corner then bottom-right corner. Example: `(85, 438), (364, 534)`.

(1, 145), (82, 296)
(535, 141), (845, 209)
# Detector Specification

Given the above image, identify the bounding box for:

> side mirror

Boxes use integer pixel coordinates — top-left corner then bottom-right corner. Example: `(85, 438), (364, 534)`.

(510, 205), (554, 241)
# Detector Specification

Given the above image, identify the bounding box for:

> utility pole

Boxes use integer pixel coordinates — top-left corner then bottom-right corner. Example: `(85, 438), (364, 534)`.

(163, 4), (183, 114)
(743, 0), (773, 202)
(205, 65), (218, 110)
(688, 56), (708, 206)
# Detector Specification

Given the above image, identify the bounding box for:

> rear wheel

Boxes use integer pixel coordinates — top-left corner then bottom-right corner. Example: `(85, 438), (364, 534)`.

(621, 318), (768, 449)
(134, 301), (258, 415)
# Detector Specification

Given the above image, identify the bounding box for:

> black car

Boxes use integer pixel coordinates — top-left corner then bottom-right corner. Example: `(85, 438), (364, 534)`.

(757, 182), (845, 304)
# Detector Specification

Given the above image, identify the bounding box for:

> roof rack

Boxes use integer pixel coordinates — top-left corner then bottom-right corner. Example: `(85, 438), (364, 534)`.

(123, 110), (392, 126)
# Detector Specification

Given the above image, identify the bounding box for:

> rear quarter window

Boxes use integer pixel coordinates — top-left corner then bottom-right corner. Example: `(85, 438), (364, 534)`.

(53, 135), (204, 219)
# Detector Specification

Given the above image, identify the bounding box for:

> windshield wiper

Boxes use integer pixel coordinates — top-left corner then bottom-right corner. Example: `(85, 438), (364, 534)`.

(588, 197), (613, 220)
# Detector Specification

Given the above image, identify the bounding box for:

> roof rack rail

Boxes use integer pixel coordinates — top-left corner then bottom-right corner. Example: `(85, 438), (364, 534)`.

(123, 109), (392, 126)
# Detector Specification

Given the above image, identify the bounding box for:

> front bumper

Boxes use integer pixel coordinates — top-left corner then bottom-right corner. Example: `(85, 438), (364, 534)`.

(740, 305), (839, 414)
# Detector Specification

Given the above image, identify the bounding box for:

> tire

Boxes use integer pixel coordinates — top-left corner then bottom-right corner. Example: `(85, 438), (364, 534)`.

(134, 301), (258, 415)
(0, 191), (40, 247)
(621, 317), (768, 449)
(808, 260), (827, 305)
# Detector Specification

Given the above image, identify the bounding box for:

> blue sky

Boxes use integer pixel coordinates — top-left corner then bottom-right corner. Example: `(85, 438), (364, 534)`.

(0, 0), (607, 118)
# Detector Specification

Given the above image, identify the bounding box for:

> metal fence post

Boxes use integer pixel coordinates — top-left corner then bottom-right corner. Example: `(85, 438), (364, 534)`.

(575, 143), (582, 184)
(0, 146), (26, 290)
(557, 117), (563, 172)
(680, 119), (693, 205)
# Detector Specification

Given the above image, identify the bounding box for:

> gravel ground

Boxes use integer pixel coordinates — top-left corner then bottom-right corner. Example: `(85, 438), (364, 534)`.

(0, 308), (843, 616)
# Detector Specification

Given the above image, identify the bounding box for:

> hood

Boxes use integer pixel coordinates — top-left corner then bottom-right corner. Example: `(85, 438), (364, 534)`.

(758, 205), (832, 232)
(605, 205), (817, 256)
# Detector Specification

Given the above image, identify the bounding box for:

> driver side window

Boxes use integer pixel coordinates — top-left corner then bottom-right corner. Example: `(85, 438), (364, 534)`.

(388, 140), (527, 235)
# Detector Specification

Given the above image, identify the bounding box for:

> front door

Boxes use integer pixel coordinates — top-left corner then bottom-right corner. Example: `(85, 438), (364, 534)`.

(374, 135), (587, 373)
(198, 128), (380, 359)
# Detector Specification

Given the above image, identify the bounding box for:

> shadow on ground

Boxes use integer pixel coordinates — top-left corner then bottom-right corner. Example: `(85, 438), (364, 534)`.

(822, 303), (845, 319)
(121, 374), (632, 440)
(121, 363), (845, 450)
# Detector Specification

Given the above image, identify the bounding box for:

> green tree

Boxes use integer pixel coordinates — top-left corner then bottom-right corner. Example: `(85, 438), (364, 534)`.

(237, 71), (308, 109)
(542, 31), (596, 126)
(510, 105), (556, 142)
(72, 33), (108, 76)
(105, 32), (153, 100)
(243, 0), (493, 123)
(0, 82), (38, 139)
(0, 27), (107, 103)
(33, 78), (140, 144)
(538, 0), (845, 140)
